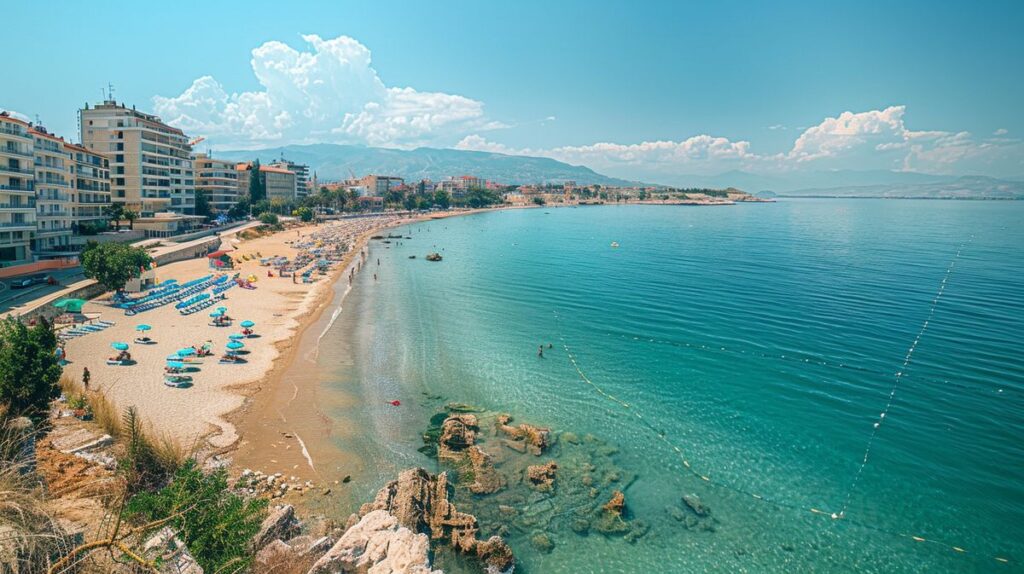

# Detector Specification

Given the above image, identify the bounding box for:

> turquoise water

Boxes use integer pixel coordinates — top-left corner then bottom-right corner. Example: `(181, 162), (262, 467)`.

(317, 200), (1024, 572)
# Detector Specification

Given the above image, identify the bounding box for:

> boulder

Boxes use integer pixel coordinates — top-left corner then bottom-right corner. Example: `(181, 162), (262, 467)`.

(496, 415), (550, 456)
(251, 504), (300, 551)
(307, 510), (439, 574)
(681, 493), (711, 517)
(466, 445), (504, 494)
(142, 527), (203, 574)
(438, 414), (478, 460)
(526, 461), (558, 492)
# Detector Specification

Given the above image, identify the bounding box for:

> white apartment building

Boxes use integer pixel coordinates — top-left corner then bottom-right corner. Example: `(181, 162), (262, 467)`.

(30, 127), (74, 256)
(0, 113), (36, 264)
(79, 100), (194, 216)
(269, 159), (312, 198)
(67, 143), (111, 233)
(194, 153), (239, 213)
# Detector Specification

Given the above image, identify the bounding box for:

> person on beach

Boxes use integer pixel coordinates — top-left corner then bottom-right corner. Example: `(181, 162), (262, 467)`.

(82, 367), (91, 392)
(538, 345), (544, 358)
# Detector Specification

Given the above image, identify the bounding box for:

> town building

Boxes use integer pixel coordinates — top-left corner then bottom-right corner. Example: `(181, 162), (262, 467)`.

(236, 163), (297, 201)
(30, 127), (74, 257)
(269, 159), (312, 198)
(193, 153), (239, 213)
(66, 143), (111, 234)
(357, 175), (404, 197)
(79, 100), (195, 216)
(0, 113), (37, 264)
(356, 196), (384, 212)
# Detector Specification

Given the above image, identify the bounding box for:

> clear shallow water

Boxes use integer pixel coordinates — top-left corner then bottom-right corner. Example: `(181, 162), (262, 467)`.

(317, 200), (1024, 573)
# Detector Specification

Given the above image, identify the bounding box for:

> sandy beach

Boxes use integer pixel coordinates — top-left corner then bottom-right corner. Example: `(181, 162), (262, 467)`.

(61, 214), (418, 452)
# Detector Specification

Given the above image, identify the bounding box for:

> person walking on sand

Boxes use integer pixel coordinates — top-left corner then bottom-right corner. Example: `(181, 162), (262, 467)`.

(82, 367), (91, 392)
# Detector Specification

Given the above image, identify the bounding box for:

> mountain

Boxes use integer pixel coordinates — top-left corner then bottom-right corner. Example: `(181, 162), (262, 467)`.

(215, 143), (641, 187)
(778, 176), (1024, 199)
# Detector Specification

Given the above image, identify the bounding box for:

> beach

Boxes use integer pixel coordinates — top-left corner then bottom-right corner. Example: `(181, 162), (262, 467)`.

(61, 214), (418, 453)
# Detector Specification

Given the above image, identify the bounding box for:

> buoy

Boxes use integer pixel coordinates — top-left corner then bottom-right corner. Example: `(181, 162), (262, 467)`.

(389, 400), (401, 407)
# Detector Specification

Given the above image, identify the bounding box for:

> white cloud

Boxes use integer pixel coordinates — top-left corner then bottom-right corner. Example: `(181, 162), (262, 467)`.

(457, 106), (1022, 180)
(994, 128), (1008, 136)
(154, 34), (500, 149)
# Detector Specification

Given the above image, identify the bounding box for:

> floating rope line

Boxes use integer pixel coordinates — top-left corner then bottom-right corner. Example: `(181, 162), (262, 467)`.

(552, 250), (1013, 565)
(835, 237), (972, 520)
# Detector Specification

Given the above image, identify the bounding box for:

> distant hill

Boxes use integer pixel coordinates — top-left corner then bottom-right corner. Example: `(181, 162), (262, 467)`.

(215, 143), (641, 187)
(778, 176), (1024, 199)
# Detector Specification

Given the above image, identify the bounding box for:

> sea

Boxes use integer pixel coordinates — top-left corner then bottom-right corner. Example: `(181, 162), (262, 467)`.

(309, 199), (1024, 573)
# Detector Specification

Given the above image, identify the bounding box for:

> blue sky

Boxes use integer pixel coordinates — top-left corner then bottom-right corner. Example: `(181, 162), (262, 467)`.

(4, 0), (1022, 181)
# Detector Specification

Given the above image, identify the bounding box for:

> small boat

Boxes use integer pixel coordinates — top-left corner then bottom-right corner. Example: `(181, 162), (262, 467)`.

(426, 252), (443, 262)
(611, 242), (620, 248)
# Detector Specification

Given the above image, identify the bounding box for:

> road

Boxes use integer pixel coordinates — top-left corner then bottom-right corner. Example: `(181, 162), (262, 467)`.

(0, 267), (87, 313)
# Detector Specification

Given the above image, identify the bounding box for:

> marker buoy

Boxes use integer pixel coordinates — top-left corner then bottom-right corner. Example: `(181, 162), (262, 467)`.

(389, 400), (401, 407)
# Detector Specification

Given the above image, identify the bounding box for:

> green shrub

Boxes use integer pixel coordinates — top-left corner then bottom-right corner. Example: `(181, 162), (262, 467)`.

(125, 459), (267, 573)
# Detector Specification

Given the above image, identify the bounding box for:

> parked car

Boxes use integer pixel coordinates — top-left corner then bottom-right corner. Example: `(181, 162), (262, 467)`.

(9, 275), (51, 289)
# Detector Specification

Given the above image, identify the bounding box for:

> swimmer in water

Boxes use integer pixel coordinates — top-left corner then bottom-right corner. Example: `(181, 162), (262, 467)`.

(538, 345), (544, 358)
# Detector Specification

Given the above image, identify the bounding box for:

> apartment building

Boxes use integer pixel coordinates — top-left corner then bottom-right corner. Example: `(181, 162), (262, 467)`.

(357, 175), (404, 196)
(269, 159), (312, 198)
(30, 127), (74, 256)
(66, 143), (111, 232)
(79, 100), (195, 216)
(194, 153), (239, 213)
(0, 113), (36, 264)
(236, 162), (297, 201)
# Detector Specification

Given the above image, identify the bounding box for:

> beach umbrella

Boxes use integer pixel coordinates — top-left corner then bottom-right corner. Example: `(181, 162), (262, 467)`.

(54, 298), (87, 313)
(216, 306), (228, 313)
(240, 320), (255, 328)
(228, 333), (245, 340)
(226, 341), (244, 350)
(136, 324), (152, 332)
(209, 311), (224, 317)
(111, 342), (129, 351)
(166, 354), (184, 361)
(177, 348), (196, 356)
(166, 360), (185, 369)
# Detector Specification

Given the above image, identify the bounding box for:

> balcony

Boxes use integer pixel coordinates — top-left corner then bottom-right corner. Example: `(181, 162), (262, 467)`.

(0, 164), (34, 175)
(0, 125), (31, 139)
(0, 183), (34, 193)
(0, 221), (36, 231)
(76, 197), (111, 204)
(37, 210), (71, 218)
(0, 146), (33, 158)
(0, 201), (35, 210)
(35, 226), (72, 235)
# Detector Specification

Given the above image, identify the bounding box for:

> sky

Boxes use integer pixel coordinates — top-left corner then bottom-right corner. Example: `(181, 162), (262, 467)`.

(3, 0), (1023, 182)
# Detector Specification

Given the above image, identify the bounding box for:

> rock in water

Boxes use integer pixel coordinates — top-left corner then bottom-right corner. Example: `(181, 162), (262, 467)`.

(526, 461), (558, 492)
(595, 490), (630, 535)
(467, 445), (505, 494)
(682, 493), (711, 517)
(359, 468), (515, 573)
(438, 414), (479, 460)
(496, 414), (551, 456)
(308, 510), (439, 574)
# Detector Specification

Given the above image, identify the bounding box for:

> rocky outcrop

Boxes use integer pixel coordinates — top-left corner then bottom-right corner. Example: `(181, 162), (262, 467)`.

(251, 504), (300, 551)
(526, 461), (558, 492)
(308, 510), (439, 574)
(142, 527), (204, 574)
(358, 468), (514, 573)
(467, 445), (504, 494)
(496, 414), (550, 456)
(438, 414), (478, 460)
(595, 490), (629, 535)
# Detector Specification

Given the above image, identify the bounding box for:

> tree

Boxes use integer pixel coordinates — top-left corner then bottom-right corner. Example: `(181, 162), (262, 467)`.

(253, 199), (271, 217)
(433, 189), (451, 209)
(122, 209), (138, 230)
(125, 460), (267, 573)
(532, 196), (546, 206)
(228, 197), (250, 220)
(258, 212), (279, 226)
(104, 203), (125, 231)
(194, 189), (212, 218)
(0, 317), (62, 420)
(81, 242), (153, 291)
(403, 194), (419, 211)
(247, 159), (265, 205)
(293, 206), (314, 222)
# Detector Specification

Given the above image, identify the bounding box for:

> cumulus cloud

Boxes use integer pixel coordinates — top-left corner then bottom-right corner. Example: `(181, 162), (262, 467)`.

(994, 128), (1008, 136)
(153, 34), (500, 149)
(458, 106), (1022, 180)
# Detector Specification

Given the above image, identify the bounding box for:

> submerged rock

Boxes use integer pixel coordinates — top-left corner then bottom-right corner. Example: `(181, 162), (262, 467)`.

(595, 490), (630, 535)
(438, 414), (479, 460)
(681, 493), (711, 517)
(496, 414), (551, 456)
(526, 461), (558, 492)
(530, 532), (555, 553)
(467, 445), (505, 494)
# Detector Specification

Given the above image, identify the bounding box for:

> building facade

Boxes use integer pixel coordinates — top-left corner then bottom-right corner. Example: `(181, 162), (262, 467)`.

(269, 160), (311, 198)
(30, 127), (74, 256)
(0, 113), (36, 264)
(66, 143), (111, 233)
(194, 153), (239, 213)
(79, 100), (195, 216)
(236, 163), (297, 202)
(357, 175), (404, 197)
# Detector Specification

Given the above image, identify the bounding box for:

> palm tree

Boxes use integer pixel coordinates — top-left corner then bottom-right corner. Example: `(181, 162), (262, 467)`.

(122, 209), (138, 230)
(103, 203), (124, 231)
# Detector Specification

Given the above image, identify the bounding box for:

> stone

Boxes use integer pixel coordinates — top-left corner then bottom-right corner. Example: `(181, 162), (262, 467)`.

(142, 527), (204, 574)
(570, 518), (591, 535)
(475, 535), (515, 573)
(438, 414), (478, 460)
(603, 490), (625, 514)
(530, 532), (555, 553)
(466, 445), (504, 494)
(526, 461), (558, 492)
(496, 415), (551, 456)
(682, 493), (711, 517)
(307, 510), (439, 574)
(251, 504), (300, 551)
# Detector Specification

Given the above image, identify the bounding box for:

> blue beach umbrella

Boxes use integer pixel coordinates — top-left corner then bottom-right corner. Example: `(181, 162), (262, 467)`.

(136, 324), (152, 331)
(111, 342), (129, 351)
(226, 341), (244, 350)
(166, 360), (185, 369)
(210, 310), (223, 317)
(177, 348), (196, 356)
(217, 306), (228, 313)
(240, 320), (255, 328)
(228, 333), (245, 340)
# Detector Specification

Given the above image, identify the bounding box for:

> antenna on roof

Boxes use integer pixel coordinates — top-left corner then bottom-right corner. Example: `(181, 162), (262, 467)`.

(108, 82), (115, 102)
